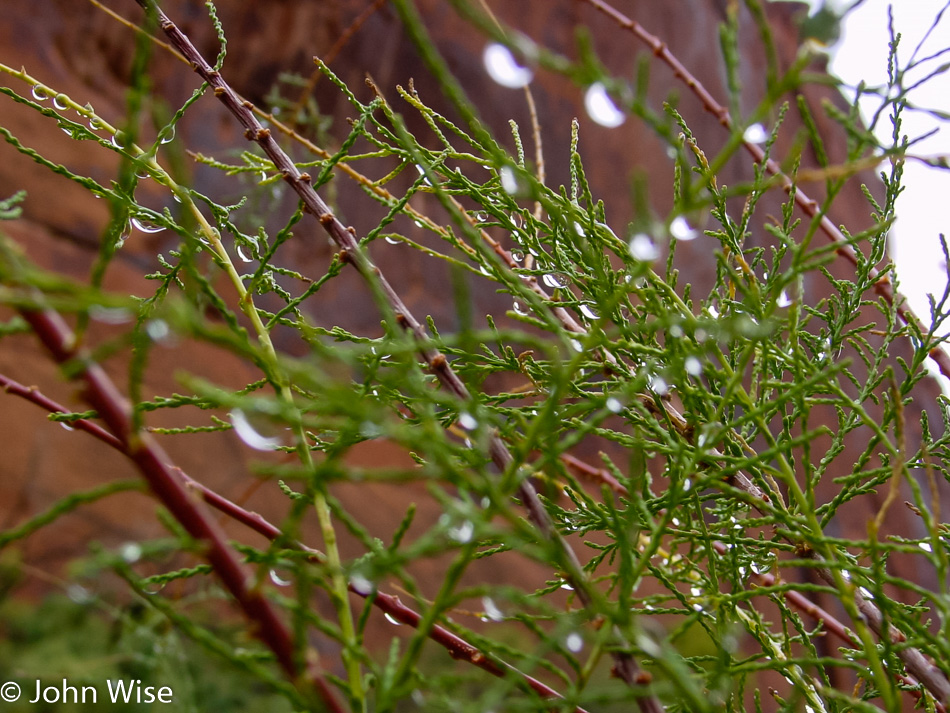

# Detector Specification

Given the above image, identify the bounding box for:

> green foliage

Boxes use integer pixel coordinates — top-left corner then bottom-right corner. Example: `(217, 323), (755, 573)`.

(1, 1), (950, 712)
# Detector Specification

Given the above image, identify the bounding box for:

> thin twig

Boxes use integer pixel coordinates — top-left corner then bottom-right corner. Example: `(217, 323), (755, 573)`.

(0, 371), (590, 713)
(12, 307), (346, 713)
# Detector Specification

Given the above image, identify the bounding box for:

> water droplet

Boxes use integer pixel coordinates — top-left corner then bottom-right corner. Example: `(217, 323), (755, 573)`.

(670, 216), (698, 241)
(500, 165), (521, 195)
(919, 542), (933, 553)
(584, 82), (625, 128)
(31, 84), (50, 101)
(743, 123), (768, 144)
(606, 397), (623, 413)
(236, 244), (253, 262)
(229, 409), (282, 451)
(90, 306), (132, 324)
(384, 235), (401, 245)
(565, 632), (584, 652)
(160, 125), (176, 144)
(52, 93), (68, 111)
(569, 338), (583, 353)
(858, 586), (873, 600)
(458, 412), (478, 431)
(669, 324), (684, 338)
(579, 303), (599, 320)
(60, 125), (74, 137)
(111, 131), (127, 149)
(572, 221), (587, 237)
(629, 233), (659, 261)
(481, 597), (504, 622)
(130, 217), (165, 234)
(706, 304), (720, 319)
(59, 421), (75, 431)
(510, 249), (524, 262)
(449, 520), (474, 543)
(350, 573), (374, 596)
(776, 290), (792, 308)
(749, 559), (772, 575)
(649, 374), (669, 395)
(560, 581), (574, 591)
(269, 568), (292, 587)
(67, 584), (92, 604)
(512, 300), (527, 315)
(142, 581), (165, 595)
(146, 319), (171, 343)
(685, 356), (703, 377)
(384, 612), (403, 626)
(542, 272), (569, 289)
(414, 164), (433, 186)
(483, 43), (533, 88)
(120, 542), (142, 563)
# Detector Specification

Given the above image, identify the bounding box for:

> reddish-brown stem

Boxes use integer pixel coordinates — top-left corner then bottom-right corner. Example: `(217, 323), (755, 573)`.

(580, 0), (950, 381)
(134, 1), (660, 706)
(14, 307), (345, 713)
(0, 372), (588, 713)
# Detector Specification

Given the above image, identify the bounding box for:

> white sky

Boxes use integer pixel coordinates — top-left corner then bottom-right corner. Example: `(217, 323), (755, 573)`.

(828, 1), (950, 333)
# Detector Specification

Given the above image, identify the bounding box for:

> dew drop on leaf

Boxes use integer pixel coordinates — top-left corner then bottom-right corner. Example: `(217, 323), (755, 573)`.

(670, 216), (698, 241)
(481, 597), (504, 622)
(566, 632), (584, 652)
(483, 43), (533, 88)
(584, 82), (625, 128)
(229, 409), (282, 451)
(500, 165), (521, 195)
(52, 94), (68, 111)
(649, 374), (669, 395)
(349, 573), (374, 596)
(579, 303), (599, 320)
(120, 542), (142, 563)
(449, 520), (474, 543)
(685, 356), (703, 377)
(31, 84), (50, 101)
(160, 125), (176, 144)
(629, 233), (659, 262)
(146, 319), (171, 343)
(743, 123), (768, 144)
(130, 217), (165, 234)
(269, 568), (292, 587)
(236, 244), (253, 263)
